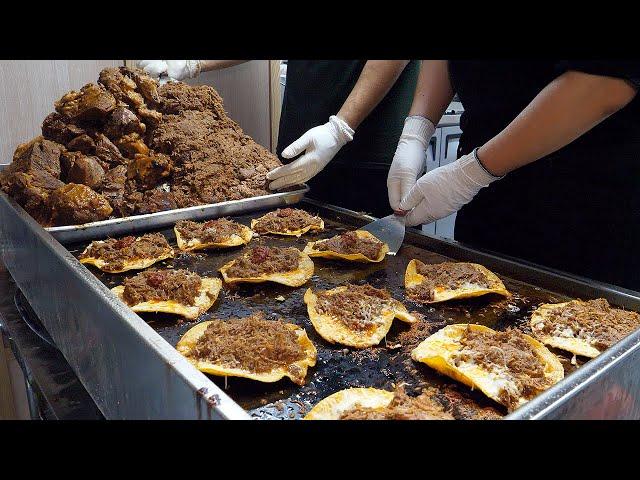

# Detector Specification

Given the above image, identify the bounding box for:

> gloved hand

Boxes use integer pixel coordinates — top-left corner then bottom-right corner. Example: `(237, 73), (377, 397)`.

(137, 60), (168, 78)
(165, 60), (203, 81)
(387, 116), (435, 211)
(399, 148), (503, 226)
(267, 115), (354, 190)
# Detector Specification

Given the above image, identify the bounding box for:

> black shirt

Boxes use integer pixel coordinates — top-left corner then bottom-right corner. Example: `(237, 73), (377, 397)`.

(276, 60), (419, 216)
(449, 60), (640, 291)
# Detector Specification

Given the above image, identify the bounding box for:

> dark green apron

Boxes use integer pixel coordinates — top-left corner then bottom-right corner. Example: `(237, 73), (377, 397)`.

(277, 60), (419, 217)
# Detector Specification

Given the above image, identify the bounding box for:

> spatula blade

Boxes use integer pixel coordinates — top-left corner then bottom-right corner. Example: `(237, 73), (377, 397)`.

(360, 214), (406, 255)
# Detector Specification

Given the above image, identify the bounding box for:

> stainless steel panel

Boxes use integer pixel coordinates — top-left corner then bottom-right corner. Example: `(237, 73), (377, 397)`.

(0, 192), (249, 419)
(46, 186), (309, 244)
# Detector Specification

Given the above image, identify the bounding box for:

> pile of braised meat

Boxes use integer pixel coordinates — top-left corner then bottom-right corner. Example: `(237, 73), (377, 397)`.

(0, 67), (283, 226)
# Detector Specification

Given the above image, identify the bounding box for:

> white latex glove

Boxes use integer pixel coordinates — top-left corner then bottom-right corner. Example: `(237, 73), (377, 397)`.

(165, 60), (203, 81)
(399, 148), (503, 226)
(387, 116), (435, 211)
(267, 115), (354, 190)
(136, 60), (168, 78)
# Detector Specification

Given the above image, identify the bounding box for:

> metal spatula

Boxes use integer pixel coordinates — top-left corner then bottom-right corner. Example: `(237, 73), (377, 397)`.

(360, 214), (406, 256)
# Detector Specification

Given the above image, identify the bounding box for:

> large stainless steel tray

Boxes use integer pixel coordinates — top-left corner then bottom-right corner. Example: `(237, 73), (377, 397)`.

(2, 189), (640, 419)
(46, 186), (309, 244)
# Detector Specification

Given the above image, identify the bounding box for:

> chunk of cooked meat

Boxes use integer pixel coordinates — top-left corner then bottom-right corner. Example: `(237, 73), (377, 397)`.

(6, 68), (287, 227)
(48, 183), (113, 225)
(136, 106), (162, 128)
(98, 67), (145, 108)
(93, 133), (127, 166)
(116, 132), (150, 158)
(41, 112), (86, 145)
(134, 189), (177, 214)
(1, 171), (63, 225)
(8, 137), (62, 178)
(66, 155), (105, 188)
(66, 134), (96, 155)
(98, 165), (128, 216)
(0, 137), (65, 224)
(126, 151), (172, 189)
(103, 107), (145, 140)
(54, 83), (116, 122)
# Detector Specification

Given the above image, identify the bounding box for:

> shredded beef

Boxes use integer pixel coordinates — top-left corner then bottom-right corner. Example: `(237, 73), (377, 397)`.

(315, 231), (383, 260)
(192, 312), (306, 376)
(408, 261), (491, 302)
(537, 298), (640, 351)
(5, 68), (285, 227)
(339, 386), (454, 420)
(452, 327), (552, 411)
(175, 218), (245, 243)
(226, 246), (300, 278)
(122, 268), (202, 306)
(252, 208), (322, 233)
(315, 284), (393, 331)
(80, 232), (171, 272)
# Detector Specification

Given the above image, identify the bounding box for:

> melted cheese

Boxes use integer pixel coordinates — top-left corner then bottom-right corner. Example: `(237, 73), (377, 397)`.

(411, 324), (564, 411)
(304, 388), (394, 420)
(530, 302), (602, 358)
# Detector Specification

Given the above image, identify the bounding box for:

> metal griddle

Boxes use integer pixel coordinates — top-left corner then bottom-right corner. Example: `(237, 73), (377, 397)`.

(65, 205), (587, 420)
(3, 190), (640, 419)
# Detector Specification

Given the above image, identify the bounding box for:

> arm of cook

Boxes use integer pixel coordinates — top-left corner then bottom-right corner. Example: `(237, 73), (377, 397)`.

(387, 60), (454, 211)
(136, 60), (249, 80)
(267, 60), (411, 190)
(400, 68), (638, 227)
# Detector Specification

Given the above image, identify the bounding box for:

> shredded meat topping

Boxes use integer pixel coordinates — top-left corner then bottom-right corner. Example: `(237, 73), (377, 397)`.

(175, 218), (245, 243)
(536, 298), (640, 351)
(226, 246), (300, 278)
(122, 268), (202, 306)
(340, 386), (454, 420)
(80, 232), (171, 271)
(452, 327), (552, 411)
(252, 208), (322, 233)
(192, 312), (306, 377)
(315, 284), (393, 331)
(315, 231), (383, 260)
(408, 261), (491, 302)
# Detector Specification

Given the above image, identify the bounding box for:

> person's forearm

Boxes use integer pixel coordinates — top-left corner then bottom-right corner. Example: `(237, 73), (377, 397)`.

(478, 70), (638, 176)
(337, 60), (410, 129)
(199, 60), (250, 72)
(408, 60), (454, 125)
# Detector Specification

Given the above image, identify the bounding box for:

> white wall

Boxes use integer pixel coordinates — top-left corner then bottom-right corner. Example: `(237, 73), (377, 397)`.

(0, 60), (123, 163)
